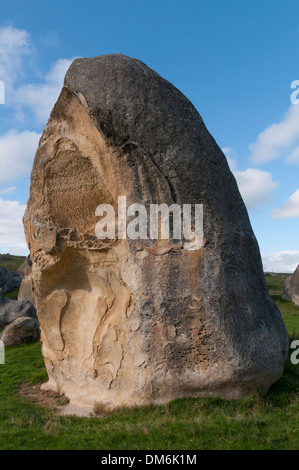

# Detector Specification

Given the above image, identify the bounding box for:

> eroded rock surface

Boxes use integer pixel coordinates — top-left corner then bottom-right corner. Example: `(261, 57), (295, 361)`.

(24, 54), (289, 411)
(283, 265), (299, 306)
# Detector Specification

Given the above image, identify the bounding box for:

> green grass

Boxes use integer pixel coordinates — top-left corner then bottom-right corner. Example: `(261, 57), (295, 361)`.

(0, 253), (26, 272)
(0, 343), (298, 450)
(265, 273), (299, 337)
(0, 252), (25, 301)
(4, 288), (19, 301)
(0, 273), (297, 450)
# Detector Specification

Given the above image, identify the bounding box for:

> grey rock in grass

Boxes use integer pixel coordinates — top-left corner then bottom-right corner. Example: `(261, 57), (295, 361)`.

(0, 267), (21, 294)
(0, 316), (40, 346)
(0, 289), (37, 330)
(283, 265), (299, 306)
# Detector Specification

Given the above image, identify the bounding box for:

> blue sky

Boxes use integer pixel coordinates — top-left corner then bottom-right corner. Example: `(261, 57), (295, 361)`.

(0, 0), (298, 272)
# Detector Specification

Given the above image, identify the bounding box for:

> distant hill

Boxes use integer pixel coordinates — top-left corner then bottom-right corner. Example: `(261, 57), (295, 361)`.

(0, 254), (26, 272)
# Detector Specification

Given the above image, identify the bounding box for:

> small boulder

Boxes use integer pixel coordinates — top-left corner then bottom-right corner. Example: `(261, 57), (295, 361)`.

(283, 265), (299, 306)
(0, 267), (21, 294)
(0, 289), (37, 330)
(0, 317), (40, 346)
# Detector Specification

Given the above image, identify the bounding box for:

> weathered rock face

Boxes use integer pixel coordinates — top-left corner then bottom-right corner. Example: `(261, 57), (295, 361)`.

(24, 54), (289, 412)
(283, 265), (299, 306)
(0, 267), (21, 294)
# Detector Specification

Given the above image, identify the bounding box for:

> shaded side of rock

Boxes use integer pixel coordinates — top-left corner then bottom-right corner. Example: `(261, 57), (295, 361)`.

(0, 316), (40, 346)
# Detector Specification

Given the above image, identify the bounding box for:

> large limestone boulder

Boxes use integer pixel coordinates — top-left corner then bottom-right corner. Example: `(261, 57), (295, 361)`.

(0, 316), (40, 346)
(283, 265), (299, 306)
(0, 289), (37, 331)
(0, 267), (21, 294)
(23, 54), (288, 411)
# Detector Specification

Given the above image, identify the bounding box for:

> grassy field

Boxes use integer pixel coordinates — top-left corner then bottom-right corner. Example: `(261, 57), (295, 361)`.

(4, 288), (19, 301)
(0, 254), (26, 272)
(0, 254), (25, 302)
(0, 266), (298, 450)
(265, 273), (299, 337)
(0, 343), (298, 450)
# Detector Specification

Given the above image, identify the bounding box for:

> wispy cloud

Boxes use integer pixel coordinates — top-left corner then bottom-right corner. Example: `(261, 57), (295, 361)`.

(222, 147), (237, 171)
(272, 189), (299, 219)
(0, 25), (73, 255)
(0, 25), (35, 94)
(286, 145), (299, 164)
(0, 198), (27, 254)
(14, 58), (73, 125)
(40, 30), (60, 49)
(234, 168), (278, 208)
(0, 26), (73, 184)
(249, 104), (299, 165)
(222, 148), (278, 209)
(0, 186), (16, 195)
(262, 250), (299, 273)
(0, 25), (73, 125)
(0, 130), (40, 184)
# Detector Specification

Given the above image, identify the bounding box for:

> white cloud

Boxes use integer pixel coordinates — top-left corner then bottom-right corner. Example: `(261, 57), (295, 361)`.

(40, 30), (60, 49)
(250, 104), (299, 164)
(222, 147), (234, 156)
(0, 25), (73, 124)
(222, 148), (278, 208)
(45, 58), (71, 84)
(0, 130), (41, 184)
(0, 25), (72, 124)
(222, 147), (237, 171)
(0, 26), (73, 255)
(286, 145), (299, 164)
(0, 186), (16, 195)
(234, 168), (277, 209)
(14, 58), (74, 124)
(262, 250), (299, 273)
(272, 189), (299, 219)
(0, 198), (27, 254)
(0, 26), (34, 94)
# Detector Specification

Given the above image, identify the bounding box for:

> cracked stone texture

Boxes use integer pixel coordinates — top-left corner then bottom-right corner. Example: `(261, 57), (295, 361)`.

(23, 54), (289, 411)
(283, 265), (299, 306)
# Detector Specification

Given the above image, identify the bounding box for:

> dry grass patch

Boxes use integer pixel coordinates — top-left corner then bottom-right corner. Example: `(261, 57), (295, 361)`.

(19, 382), (69, 410)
